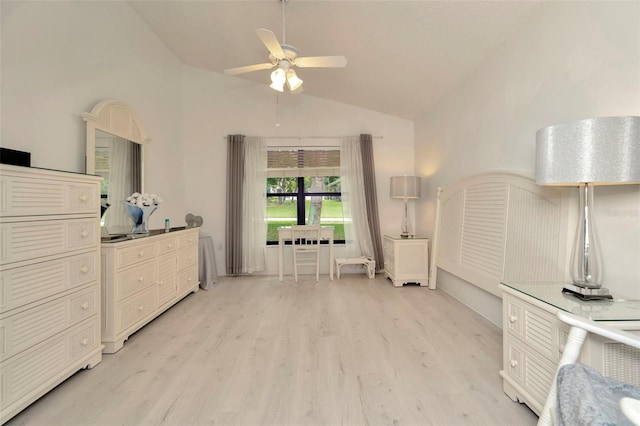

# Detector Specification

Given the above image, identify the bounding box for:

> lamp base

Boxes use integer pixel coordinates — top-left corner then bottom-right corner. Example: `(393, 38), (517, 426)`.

(400, 233), (413, 239)
(562, 283), (613, 301)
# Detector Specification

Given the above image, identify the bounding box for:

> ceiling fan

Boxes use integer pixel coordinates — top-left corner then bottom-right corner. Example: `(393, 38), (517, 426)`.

(223, 0), (347, 94)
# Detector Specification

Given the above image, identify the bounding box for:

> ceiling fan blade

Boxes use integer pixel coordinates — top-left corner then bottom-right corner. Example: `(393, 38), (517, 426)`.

(295, 56), (347, 68)
(255, 28), (285, 59)
(224, 63), (275, 76)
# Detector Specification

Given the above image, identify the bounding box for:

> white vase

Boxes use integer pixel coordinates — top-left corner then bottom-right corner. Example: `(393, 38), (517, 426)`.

(124, 203), (158, 234)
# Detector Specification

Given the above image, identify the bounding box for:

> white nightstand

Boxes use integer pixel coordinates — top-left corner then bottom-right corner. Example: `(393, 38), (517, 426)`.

(383, 235), (430, 287)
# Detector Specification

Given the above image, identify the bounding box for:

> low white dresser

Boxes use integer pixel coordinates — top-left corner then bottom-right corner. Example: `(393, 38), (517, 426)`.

(500, 282), (640, 415)
(383, 235), (431, 287)
(101, 227), (199, 353)
(0, 164), (103, 424)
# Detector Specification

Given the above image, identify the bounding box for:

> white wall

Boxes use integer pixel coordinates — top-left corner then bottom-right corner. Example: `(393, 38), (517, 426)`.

(414, 1), (640, 327)
(1, 1), (186, 230)
(181, 67), (414, 276)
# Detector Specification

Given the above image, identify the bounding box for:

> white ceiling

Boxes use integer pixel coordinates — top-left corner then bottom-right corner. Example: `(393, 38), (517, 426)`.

(129, 0), (550, 120)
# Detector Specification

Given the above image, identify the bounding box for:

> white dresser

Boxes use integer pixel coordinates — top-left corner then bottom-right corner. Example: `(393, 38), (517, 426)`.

(383, 235), (430, 287)
(0, 164), (103, 424)
(500, 282), (640, 415)
(101, 227), (199, 353)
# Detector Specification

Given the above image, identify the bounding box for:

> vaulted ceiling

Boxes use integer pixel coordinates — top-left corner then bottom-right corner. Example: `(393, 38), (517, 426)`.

(129, 0), (550, 120)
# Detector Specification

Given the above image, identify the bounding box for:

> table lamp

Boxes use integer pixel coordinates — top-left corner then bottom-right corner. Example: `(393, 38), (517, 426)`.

(390, 176), (421, 238)
(536, 116), (640, 300)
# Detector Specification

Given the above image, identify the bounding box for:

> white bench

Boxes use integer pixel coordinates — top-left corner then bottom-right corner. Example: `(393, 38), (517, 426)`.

(335, 257), (376, 279)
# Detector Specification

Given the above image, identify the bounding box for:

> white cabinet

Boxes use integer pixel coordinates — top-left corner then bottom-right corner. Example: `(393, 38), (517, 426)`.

(383, 235), (430, 287)
(499, 283), (640, 415)
(101, 227), (199, 353)
(0, 164), (103, 424)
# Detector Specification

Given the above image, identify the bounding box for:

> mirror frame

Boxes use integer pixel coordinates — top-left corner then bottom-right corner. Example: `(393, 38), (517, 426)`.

(83, 100), (151, 189)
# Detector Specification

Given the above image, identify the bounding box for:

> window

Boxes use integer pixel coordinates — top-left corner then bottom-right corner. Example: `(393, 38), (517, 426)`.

(266, 149), (344, 244)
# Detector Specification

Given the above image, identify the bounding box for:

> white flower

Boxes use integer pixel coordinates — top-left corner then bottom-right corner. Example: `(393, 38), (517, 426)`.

(127, 192), (162, 206)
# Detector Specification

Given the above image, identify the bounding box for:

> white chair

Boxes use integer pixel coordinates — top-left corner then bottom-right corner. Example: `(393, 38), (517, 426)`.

(538, 311), (640, 426)
(290, 225), (321, 282)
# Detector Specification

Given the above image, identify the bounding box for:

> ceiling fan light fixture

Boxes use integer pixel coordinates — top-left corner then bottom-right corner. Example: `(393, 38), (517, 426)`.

(286, 69), (303, 92)
(270, 67), (286, 92)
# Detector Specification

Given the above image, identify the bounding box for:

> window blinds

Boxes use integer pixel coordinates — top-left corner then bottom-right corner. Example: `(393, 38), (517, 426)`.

(267, 149), (340, 177)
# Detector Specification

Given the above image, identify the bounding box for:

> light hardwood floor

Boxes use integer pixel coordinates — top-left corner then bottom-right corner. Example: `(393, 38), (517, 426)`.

(7, 274), (537, 426)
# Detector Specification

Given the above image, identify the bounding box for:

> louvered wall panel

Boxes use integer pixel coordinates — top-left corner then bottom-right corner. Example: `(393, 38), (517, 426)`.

(504, 187), (561, 282)
(460, 183), (507, 278)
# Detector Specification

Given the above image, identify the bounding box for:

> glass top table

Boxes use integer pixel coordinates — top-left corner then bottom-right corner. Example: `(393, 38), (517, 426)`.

(500, 281), (640, 322)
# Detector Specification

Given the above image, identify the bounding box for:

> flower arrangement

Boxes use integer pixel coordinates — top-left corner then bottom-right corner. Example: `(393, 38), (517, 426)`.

(126, 192), (163, 208)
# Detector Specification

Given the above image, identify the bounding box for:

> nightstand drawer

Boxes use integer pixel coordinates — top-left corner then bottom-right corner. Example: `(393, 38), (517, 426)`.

(504, 293), (567, 362)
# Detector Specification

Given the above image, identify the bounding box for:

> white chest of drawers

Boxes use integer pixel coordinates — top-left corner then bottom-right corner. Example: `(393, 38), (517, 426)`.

(499, 282), (640, 415)
(383, 235), (431, 287)
(100, 227), (199, 353)
(0, 164), (103, 424)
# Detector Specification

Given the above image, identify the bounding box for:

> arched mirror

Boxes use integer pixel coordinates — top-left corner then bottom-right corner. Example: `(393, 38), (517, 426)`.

(83, 100), (150, 235)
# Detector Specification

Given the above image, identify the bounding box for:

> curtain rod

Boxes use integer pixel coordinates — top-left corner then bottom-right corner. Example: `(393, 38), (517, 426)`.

(223, 135), (383, 140)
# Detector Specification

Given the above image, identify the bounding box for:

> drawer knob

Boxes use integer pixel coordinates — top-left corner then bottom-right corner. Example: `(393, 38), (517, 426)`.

(81, 302), (89, 310)
(81, 338), (89, 346)
(80, 266), (89, 274)
(138, 276), (144, 282)
(79, 194), (88, 202)
(187, 277), (192, 282)
(80, 230), (89, 238)
(510, 359), (518, 368)
(168, 243), (173, 248)
(509, 315), (518, 323)
(159, 280), (164, 286)
(137, 305), (144, 311)
(138, 250), (144, 257)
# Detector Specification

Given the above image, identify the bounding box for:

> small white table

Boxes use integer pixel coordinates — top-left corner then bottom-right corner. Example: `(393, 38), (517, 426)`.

(278, 226), (334, 281)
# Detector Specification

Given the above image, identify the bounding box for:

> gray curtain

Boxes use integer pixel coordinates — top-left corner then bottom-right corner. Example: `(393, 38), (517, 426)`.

(226, 134), (245, 275)
(360, 134), (384, 271)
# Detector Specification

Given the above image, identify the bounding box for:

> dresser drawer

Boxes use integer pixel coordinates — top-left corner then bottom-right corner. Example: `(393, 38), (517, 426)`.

(117, 286), (157, 334)
(0, 317), (100, 415)
(115, 261), (156, 301)
(0, 286), (98, 362)
(177, 246), (198, 271)
(156, 236), (177, 255)
(177, 266), (198, 294)
(116, 242), (157, 269)
(0, 218), (98, 265)
(177, 232), (198, 249)
(0, 171), (99, 217)
(0, 251), (98, 314)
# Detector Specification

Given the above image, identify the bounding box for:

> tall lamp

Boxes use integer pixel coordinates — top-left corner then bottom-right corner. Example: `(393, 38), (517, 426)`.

(390, 176), (421, 238)
(536, 116), (640, 300)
